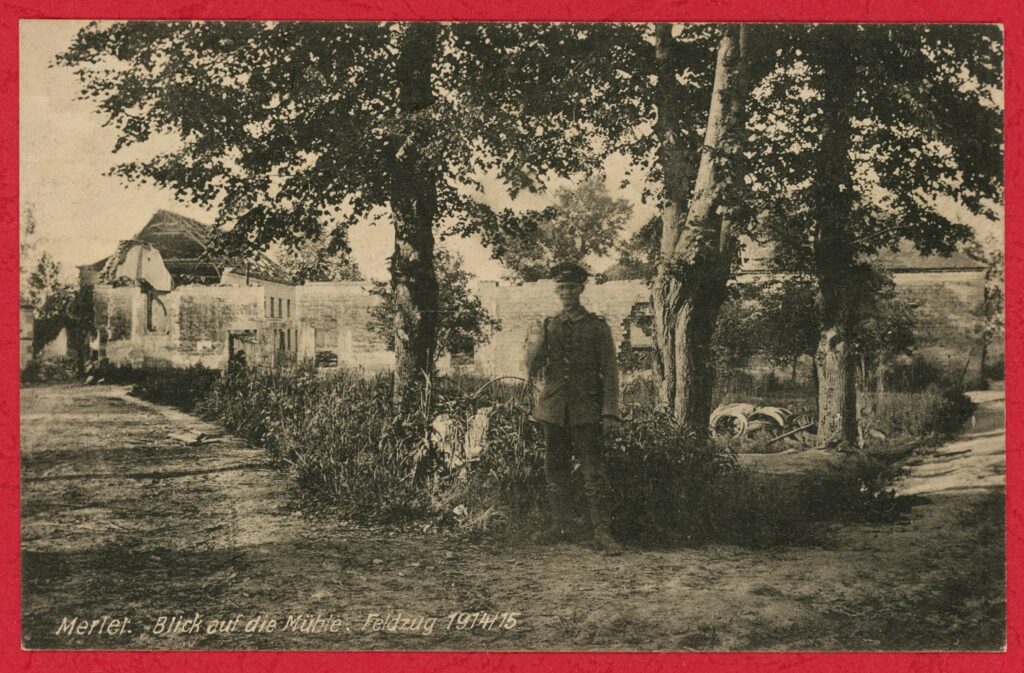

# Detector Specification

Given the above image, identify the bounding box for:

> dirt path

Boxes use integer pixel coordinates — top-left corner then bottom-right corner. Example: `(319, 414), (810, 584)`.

(21, 384), (1005, 651)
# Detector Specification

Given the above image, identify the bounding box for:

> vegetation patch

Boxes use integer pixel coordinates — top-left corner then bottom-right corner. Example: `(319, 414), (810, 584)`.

(188, 367), (909, 547)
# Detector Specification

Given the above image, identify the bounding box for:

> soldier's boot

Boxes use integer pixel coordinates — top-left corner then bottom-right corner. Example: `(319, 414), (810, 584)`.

(588, 497), (623, 555)
(593, 525), (623, 555)
(532, 485), (571, 544)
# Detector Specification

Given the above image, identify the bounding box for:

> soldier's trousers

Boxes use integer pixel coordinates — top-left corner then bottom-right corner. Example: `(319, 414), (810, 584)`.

(540, 422), (614, 532)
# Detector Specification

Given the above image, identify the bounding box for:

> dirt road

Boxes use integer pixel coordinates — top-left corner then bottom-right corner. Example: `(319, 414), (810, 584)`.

(21, 384), (1005, 651)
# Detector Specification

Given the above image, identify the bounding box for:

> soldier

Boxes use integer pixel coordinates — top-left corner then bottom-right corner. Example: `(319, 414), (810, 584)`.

(524, 262), (623, 554)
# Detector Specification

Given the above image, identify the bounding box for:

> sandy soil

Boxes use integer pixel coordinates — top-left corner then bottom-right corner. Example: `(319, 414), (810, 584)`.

(20, 384), (1005, 651)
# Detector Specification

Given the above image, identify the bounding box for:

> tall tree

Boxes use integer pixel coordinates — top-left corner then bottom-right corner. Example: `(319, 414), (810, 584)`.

(651, 24), (755, 431)
(457, 23), (755, 430)
(744, 24), (1002, 445)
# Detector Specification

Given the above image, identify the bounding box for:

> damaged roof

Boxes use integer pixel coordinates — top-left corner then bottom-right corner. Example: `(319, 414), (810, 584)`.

(83, 210), (293, 286)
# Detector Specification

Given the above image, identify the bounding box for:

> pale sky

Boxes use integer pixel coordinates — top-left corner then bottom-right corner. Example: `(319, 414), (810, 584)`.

(20, 20), (1001, 285)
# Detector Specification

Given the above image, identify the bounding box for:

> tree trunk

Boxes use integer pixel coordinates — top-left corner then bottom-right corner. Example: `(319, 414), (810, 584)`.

(651, 25), (751, 433)
(385, 24), (441, 411)
(811, 31), (860, 447)
(816, 324), (859, 444)
(650, 24), (698, 412)
(979, 337), (989, 389)
(671, 292), (728, 430)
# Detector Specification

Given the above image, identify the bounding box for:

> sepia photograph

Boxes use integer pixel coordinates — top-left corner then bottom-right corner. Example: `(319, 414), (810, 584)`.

(18, 19), (1005, 652)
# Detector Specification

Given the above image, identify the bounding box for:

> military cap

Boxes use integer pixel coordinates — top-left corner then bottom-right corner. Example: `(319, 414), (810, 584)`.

(549, 261), (589, 284)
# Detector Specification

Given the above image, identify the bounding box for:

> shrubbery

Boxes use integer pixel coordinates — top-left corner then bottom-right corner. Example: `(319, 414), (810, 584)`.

(200, 366), (435, 522)
(860, 385), (976, 444)
(56, 360), (965, 544)
(191, 367), (908, 546)
(130, 364), (221, 412)
(82, 361), (221, 412)
(21, 356), (80, 385)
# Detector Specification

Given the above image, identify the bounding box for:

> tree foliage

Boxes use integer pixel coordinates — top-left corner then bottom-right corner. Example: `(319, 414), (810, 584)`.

(274, 233), (363, 284)
(744, 24), (1002, 269)
(612, 215), (661, 280)
(56, 22), (677, 404)
(749, 277), (820, 374)
(492, 177), (632, 281)
(24, 253), (92, 354)
(368, 249), (500, 362)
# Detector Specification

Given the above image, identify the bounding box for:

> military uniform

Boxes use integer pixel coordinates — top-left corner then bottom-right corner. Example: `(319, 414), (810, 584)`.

(524, 267), (621, 551)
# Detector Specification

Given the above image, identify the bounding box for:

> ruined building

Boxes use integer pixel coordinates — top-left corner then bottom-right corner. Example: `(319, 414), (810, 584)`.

(81, 211), (996, 384)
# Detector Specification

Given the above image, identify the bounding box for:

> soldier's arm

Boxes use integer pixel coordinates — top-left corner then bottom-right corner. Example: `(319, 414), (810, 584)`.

(598, 318), (621, 420)
(524, 319), (546, 377)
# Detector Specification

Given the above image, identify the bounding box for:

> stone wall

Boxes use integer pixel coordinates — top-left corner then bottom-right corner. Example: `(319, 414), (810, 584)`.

(94, 284), (297, 368)
(470, 279), (651, 379)
(88, 269), (991, 383)
(891, 270), (989, 384)
(294, 281), (393, 372)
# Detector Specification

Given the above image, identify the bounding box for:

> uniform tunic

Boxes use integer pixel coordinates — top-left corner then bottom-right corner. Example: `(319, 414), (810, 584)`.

(524, 306), (620, 426)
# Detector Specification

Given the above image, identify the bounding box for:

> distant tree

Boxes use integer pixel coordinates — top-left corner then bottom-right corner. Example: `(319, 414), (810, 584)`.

(491, 177), (632, 281)
(709, 285), (761, 378)
(965, 234), (1005, 386)
(753, 277), (820, 380)
(275, 232), (363, 284)
(368, 249), (500, 364)
(613, 215), (661, 280)
(20, 201), (40, 294)
(713, 273), (914, 390)
(24, 253), (81, 354)
(849, 284), (917, 392)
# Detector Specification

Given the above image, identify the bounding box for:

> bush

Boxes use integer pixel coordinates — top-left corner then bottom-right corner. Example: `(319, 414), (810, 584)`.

(87, 364), (908, 547)
(78, 361), (221, 412)
(859, 385), (976, 444)
(885, 355), (959, 392)
(200, 366), (435, 522)
(983, 354), (1005, 383)
(444, 397), (902, 547)
(129, 364), (221, 412)
(21, 356), (79, 385)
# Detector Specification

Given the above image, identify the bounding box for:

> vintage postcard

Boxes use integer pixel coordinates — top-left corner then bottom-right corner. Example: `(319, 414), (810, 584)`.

(18, 18), (1005, 655)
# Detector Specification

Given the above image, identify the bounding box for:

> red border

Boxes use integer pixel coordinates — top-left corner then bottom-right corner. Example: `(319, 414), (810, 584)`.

(2, 1), (1018, 672)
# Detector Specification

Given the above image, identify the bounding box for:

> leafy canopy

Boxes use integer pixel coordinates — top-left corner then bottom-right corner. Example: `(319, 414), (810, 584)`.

(491, 177), (632, 282)
(743, 24), (1002, 271)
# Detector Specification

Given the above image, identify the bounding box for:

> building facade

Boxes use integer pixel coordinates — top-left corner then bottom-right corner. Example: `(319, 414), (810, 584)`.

(82, 211), (996, 385)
